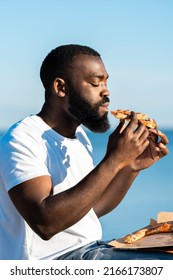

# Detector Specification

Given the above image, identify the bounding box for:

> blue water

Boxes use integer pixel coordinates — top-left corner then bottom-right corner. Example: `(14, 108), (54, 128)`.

(0, 129), (173, 241)
(88, 129), (173, 240)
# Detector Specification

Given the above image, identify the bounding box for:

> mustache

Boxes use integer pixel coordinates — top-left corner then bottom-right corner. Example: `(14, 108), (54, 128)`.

(97, 96), (110, 106)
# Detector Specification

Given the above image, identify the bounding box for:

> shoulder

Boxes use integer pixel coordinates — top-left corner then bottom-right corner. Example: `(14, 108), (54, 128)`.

(0, 115), (47, 155)
(1, 115), (44, 142)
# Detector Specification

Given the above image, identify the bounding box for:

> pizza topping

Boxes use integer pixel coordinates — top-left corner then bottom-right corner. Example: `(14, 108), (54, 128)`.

(124, 222), (173, 244)
(124, 229), (147, 244)
(111, 109), (157, 129)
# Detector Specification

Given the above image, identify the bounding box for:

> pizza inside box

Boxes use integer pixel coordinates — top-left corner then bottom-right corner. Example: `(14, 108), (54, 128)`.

(109, 212), (173, 253)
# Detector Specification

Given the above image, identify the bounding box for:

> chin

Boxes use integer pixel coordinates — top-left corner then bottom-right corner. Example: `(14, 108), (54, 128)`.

(83, 116), (110, 133)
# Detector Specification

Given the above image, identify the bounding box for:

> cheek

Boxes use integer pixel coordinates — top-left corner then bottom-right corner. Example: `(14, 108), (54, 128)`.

(82, 86), (100, 104)
(82, 94), (99, 107)
(69, 79), (100, 105)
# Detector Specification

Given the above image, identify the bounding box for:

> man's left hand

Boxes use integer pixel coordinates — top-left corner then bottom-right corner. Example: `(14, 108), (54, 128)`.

(131, 129), (169, 171)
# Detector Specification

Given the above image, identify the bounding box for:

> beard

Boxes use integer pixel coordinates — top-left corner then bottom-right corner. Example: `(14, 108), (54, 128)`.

(68, 88), (110, 133)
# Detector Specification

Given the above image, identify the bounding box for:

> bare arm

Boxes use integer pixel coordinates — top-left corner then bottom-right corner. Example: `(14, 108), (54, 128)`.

(93, 166), (138, 217)
(9, 160), (120, 240)
(8, 113), (149, 240)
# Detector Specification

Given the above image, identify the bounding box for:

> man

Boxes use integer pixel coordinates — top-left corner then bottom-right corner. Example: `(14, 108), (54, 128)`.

(0, 44), (170, 260)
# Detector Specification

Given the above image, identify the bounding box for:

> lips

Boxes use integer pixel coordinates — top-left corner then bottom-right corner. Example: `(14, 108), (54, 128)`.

(99, 102), (109, 112)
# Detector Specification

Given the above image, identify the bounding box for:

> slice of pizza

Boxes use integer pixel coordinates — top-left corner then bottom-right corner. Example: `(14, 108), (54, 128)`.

(124, 229), (147, 244)
(111, 109), (157, 129)
(124, 222), (173, 244)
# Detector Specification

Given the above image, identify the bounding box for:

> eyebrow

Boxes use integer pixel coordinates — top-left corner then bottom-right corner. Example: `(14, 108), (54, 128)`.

(89, 73), (109, 80)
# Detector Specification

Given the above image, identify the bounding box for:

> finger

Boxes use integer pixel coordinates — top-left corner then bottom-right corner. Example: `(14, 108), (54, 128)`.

(148, 128), (158, 134)
(136, 127), (150, 149)
(134, 121), (149, 140)
(148, 129), (158, 142)
(138, 129), (150, 145)
(111, 119), (125, 136)
(142, 138), (150, 150)
(157, 130), (169, 145)
(125, 111), (138, 130)
(158, 142), (169, 155)
(117, 119), (126, 132)
(119, 119), (126, 133)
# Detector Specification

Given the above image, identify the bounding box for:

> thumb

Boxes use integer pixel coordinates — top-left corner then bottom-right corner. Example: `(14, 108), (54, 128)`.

(118, 119), (126, 133)
(112, 120), (126, 136)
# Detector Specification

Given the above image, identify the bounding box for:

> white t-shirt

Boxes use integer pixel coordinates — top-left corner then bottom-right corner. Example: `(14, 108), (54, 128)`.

(0, 115), (102, 260)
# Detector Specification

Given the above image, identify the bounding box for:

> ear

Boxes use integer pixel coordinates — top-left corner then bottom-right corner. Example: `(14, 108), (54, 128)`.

(53, 78), (65, 97)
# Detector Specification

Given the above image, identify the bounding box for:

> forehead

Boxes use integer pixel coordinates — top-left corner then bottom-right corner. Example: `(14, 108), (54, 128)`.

(71, 54), (108, 78)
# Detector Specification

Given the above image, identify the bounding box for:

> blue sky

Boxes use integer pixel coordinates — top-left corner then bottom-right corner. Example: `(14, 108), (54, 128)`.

(0, 0), (173, 130)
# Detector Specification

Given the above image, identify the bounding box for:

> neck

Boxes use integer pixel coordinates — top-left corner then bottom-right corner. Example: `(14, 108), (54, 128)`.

(37, 102), (80, 139)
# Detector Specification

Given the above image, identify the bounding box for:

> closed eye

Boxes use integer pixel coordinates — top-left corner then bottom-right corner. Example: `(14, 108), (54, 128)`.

(90, 83), (100, 87)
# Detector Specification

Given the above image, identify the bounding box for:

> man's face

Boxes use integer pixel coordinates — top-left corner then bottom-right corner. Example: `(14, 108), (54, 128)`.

(66, 55), (111, 132)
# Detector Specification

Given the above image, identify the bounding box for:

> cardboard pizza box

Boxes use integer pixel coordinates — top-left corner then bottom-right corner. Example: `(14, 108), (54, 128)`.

(157, 212), (173, 223)
(108, 212), (173, 253)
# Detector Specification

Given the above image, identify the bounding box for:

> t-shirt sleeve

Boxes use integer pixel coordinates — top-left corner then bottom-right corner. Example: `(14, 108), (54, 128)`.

(0, 130), (50, 191)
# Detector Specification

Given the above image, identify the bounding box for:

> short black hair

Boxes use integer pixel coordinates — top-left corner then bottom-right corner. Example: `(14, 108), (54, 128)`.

(40, 44), (101, 92)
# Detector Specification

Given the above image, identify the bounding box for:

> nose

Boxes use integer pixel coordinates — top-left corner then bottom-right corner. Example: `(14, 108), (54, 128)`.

(100, 85), (110, 97)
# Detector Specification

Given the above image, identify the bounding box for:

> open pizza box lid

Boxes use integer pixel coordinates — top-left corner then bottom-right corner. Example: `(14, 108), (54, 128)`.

(108, 212), (173, 253)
